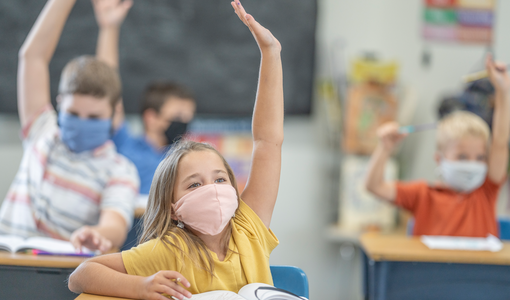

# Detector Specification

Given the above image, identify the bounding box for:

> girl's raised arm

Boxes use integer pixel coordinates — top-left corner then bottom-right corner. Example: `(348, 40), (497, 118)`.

(232, 1), (284, 228)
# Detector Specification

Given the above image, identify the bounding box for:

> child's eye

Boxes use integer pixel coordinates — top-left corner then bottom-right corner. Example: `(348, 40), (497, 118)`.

(477, 155), (486, 161)
(188, 182), (201, 189)
(215, 178), (226, 183)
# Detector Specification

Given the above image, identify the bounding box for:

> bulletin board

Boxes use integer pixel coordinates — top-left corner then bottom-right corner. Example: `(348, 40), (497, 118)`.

(423, 0), (495, 44)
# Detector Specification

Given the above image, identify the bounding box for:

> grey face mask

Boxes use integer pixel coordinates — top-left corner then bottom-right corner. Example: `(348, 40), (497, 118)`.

(439, 159), (487, 192)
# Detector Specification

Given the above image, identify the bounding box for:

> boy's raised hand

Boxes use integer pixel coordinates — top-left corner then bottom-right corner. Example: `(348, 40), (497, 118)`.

(231, 1), (281, 53)
(377, 122), (407, 153)
(486, 54), (510, 93)
(92, 0), (133, 28)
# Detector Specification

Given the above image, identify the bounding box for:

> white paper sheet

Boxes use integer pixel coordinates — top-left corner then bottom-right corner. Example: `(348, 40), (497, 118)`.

(421, 234), (503, 252)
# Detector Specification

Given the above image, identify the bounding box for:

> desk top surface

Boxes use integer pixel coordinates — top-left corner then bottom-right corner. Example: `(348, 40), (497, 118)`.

(76, 293), (131, 300)
(0, 252), (88, 268)
(360, 233), (510, 265)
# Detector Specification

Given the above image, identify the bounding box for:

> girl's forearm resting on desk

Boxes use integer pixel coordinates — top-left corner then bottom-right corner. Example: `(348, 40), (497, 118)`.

(69, 254), (192, 300)
(69, 260), (142, 297)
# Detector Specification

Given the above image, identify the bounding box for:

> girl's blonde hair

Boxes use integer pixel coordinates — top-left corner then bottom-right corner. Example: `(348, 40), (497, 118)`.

(437, 111), (490, 151)
(139, 140), (240, 277)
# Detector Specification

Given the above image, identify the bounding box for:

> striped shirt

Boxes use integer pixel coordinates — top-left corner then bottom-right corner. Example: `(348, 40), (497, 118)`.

(0, 107), (140, 240)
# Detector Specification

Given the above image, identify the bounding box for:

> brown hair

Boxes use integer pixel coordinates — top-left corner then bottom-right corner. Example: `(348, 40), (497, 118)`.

(139, 140), (239, 277)
(58, 55), (121, 109)
(141, 82), (195, 114)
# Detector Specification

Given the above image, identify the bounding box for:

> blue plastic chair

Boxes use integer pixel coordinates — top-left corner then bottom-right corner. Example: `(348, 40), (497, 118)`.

(499, 218), (510, 240)
(407, 218), (510, 241)
(270, 265), (309, 299)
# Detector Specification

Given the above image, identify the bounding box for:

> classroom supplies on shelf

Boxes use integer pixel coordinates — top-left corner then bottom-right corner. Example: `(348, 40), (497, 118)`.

(0, 235), (91, 256)
(184, 283), (307, 300)
(421, 234), (503, 252)
(343, 83), (398, 155)
(339, 155), (397, 232)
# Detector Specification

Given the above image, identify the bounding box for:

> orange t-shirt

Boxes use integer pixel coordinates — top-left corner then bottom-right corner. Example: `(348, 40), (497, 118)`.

(395, 177), (503, 237)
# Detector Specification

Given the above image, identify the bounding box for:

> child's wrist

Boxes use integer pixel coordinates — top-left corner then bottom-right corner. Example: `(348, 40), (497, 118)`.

(100, 24), (122, 31)
(260, 46), (281, 57)
(376, 143), (393, 156)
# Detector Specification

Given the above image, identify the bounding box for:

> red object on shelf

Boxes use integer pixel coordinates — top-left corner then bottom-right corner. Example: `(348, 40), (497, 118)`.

(425, 0), (456, 8)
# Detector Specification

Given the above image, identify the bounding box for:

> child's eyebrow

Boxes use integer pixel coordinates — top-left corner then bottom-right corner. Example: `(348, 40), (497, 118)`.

(214, 170), (228, 175)
(183, 173), (201, 182)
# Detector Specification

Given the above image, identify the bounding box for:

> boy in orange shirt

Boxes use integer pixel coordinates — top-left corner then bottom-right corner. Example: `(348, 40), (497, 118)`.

(365, 56), (510, 237)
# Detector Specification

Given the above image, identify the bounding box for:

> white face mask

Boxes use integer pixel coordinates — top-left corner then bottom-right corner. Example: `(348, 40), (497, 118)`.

(439, 159), (487, 192)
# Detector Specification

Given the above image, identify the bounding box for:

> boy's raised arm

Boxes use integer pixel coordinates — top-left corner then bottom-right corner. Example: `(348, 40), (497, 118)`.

(487, 55), (510, 183)
(365, 122), (406, 202)
(18, 0), (77, 127)
(92, 0), (132, 130)
(233, 1), (284, 228)
(93, 0), (132, 69)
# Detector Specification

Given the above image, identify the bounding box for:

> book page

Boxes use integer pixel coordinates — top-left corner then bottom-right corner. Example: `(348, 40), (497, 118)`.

(0, 235), (24, 252)
(185, 290), (245, 300)
(238, 283), (306, 300)
(17, 236), (78, 253)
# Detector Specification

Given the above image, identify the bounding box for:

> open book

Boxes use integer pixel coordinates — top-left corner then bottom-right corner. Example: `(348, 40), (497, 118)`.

(0, 235), (90, 255)
(186, 283), (307, 300)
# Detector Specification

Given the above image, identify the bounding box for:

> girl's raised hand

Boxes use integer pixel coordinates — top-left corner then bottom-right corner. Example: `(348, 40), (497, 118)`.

(141, 271), (192, 300)
(231, 1), (281, 53)
(92, 0), (133, 29)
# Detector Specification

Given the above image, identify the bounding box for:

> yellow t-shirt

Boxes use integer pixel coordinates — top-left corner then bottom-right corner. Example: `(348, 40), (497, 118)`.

(121, 199), (279, 294)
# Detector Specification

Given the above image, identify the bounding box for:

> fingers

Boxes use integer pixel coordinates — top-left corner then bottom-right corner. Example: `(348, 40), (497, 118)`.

(160, 271), (192, 299)
(156, 282), (191, 300)
(162, 271), (191, 288)
(97, 236), (113, 253)
(231, 1), (249, 28)
(122, 0), (134, 12)
(70, 230), (83, 253)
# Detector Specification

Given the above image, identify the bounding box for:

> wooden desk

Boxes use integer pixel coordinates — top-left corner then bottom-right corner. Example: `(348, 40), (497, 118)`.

(361, 232), (510, 265)
(0, 252), (87, 268)
(360, 233), (510, 300)
(0, 252), (88, 300)
(76, 293), (131, 300)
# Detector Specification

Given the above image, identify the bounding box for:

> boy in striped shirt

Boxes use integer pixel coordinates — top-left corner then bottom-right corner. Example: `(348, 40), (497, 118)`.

(0, 0), (139, 253)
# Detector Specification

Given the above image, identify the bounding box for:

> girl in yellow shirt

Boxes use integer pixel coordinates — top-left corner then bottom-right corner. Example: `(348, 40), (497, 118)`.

(68, 1), (284, 300)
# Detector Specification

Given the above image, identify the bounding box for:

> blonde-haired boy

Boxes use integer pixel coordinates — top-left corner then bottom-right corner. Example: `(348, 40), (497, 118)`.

(0, 0), (139, 252)
(365, 56), (510, 237)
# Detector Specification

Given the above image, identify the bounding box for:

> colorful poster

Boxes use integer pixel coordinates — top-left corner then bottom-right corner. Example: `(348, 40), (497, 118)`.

(423, 0), (495, 44)
(188, 119), (253, 193)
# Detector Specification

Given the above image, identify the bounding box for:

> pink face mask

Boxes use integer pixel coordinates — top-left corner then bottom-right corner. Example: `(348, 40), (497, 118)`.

(172, 184), (238, 236)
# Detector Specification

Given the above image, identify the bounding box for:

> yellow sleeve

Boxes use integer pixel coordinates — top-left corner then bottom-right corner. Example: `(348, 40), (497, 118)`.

(121, 238), (182, 277)
(233, 199), (279, 257)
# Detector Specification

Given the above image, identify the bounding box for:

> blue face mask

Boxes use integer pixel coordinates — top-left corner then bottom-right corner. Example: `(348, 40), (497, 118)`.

(58, 112), (112, 153)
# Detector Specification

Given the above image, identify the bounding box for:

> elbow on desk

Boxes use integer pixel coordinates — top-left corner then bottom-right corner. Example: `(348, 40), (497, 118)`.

(67, 269), (83, 294)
